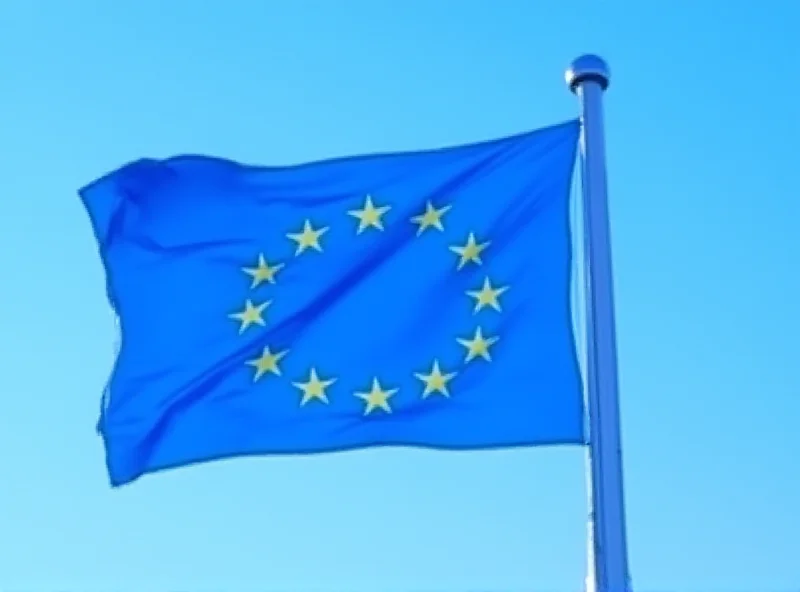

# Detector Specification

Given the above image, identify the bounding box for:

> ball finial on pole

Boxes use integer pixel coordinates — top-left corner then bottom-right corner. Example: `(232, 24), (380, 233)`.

(565, 54), (610, 93)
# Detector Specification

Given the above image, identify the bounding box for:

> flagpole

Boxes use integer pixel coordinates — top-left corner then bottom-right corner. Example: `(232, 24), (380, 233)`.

(565, 55), (632, 592)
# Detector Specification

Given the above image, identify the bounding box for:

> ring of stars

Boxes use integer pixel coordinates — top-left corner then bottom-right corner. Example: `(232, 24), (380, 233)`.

(227, 193), (509, 415)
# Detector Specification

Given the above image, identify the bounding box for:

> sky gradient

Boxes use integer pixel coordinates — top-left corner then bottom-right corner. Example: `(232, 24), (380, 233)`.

(1, 1), (798, 591)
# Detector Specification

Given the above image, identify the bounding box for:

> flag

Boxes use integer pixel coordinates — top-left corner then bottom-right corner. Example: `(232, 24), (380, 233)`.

(80, 119), (586, 486)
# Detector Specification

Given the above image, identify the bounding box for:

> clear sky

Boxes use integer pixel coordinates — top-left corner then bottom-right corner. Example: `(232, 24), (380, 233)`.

(1, 1), (798, 591)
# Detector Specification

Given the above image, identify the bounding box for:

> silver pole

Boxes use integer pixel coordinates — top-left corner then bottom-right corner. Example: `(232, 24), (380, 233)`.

(565, 55), (632, 592)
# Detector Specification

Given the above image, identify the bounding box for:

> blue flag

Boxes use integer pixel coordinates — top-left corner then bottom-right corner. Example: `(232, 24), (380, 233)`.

(81, 119), (586, 486)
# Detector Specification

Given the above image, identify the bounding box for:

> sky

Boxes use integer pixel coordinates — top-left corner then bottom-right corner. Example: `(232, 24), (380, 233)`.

(0, 1), (798, 591)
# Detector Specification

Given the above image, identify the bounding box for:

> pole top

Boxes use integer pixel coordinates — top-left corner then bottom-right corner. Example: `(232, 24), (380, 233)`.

(565, 54), (610, 93)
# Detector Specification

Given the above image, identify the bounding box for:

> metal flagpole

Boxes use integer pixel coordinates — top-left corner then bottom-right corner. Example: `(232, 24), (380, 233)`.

(565, 55), (632, 592)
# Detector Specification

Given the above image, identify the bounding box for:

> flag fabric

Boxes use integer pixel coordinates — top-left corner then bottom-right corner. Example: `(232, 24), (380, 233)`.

(80, 119), (586, 486)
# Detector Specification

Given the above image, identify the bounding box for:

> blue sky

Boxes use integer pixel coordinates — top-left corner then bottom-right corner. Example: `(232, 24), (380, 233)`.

(1, 1), (798, 591)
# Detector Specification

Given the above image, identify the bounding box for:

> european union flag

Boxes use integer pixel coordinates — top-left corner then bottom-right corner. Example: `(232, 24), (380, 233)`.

(81, 119), (585, 486)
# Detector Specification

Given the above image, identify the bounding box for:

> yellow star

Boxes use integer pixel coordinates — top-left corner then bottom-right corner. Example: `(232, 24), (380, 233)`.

(242, 254), (284, 288)
(457, 326), (499, 362)
(229, 299), (271, 333)
(246, 346), (288, 380)
(292, 367), (336, 406)
(354, 377), (398, 415)
(348, 195), (391, 234)
(449, 232), (490, 269)
(287, 219), (329, 255)
(410, 201), (451, 235)
(414, 359), (457, 398)
(466, 277), (509, 313)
